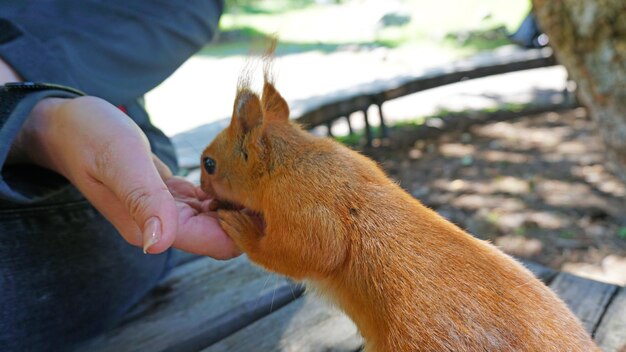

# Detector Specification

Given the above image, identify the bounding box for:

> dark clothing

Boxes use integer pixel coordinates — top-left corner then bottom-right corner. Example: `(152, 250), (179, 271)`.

(0, 192), (173, 351)
(0, 0), (223, 202)
(0, 1), (222, 350)
(0, 1), (221, 106)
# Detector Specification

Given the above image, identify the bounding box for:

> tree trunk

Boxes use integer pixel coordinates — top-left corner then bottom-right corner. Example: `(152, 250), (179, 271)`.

(532, 0), (626, 181)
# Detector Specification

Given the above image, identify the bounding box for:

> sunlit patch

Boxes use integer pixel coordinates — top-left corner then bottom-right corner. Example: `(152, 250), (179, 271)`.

(572, 165), (626, 197)
(525, 212), (566, 229)
(449, 179), (465, 191)
(563, 255), (626, 286)
(452, 194), (525, 211)
(556, 141), (587, 155)
(535, 179), (608, 209)
(482, 150), (529, 164)
(439, 143), (475, 157)
(495, 235), (542, 257)
(432, 179), (494, 194)
(493, 211), (570, 231)
(493, 176), (529, 194)
(474, 121), (570, 150)
(408, 148), (422, 159)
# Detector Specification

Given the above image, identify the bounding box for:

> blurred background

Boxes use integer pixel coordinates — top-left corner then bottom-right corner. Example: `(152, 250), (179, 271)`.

(145, 0), (626, 286)
(147, 0), (539, 135)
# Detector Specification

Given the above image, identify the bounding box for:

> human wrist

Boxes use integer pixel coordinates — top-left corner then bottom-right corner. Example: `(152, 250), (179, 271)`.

(8, 97), (69, 171)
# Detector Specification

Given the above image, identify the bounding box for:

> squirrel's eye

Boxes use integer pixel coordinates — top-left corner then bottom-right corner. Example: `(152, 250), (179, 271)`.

(203, 157), (216, 174)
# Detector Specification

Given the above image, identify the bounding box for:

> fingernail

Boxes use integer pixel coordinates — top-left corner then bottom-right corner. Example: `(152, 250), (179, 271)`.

(143, 217), (161, 254)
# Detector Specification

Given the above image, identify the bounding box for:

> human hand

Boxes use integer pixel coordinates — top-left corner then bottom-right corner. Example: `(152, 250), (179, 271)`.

(11, 96), (240, 258)
(165, 176), (240, 257)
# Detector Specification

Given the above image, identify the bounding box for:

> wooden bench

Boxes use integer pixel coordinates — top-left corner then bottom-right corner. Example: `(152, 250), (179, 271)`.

(80, 253), (626, 351)
(82, 48), (626, 351)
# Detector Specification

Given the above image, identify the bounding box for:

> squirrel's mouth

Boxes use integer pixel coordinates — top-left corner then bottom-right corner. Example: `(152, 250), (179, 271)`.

(209, 199), (244, 212)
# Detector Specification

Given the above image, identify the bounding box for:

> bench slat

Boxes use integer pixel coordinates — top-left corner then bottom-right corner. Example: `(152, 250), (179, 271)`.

(548, 272), (618, 334)
(594, 286), (626, 352)
(203, 260), (559, 352)
(520, 259), (558, 284)
(171, 248), (201, 267)
(82, 256), (298, 352)
(203, 294), (362, 352)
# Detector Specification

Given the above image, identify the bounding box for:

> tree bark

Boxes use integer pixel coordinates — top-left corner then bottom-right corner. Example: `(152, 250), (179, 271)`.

(532, 0), (626, 181)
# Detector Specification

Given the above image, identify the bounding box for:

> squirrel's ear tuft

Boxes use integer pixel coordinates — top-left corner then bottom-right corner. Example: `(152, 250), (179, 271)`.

(262, 81), (289, 122)
(231, 89), (263, 135)
(261, 38), (289, 122)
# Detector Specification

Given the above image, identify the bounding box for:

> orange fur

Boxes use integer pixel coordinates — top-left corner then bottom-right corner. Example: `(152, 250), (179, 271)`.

(200, 46), (599, 351)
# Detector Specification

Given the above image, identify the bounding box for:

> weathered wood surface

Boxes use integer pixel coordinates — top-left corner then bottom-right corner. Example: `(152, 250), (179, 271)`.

(171, 248), (201, 267)
(202, 263), (619, 352)
(80, 256), (302, 352)
(200, 260), (614, 352)
(204, 294), (363, 352)
(520, 259), (558, 283)
(548, 272), (618, 334)
(85, 249), (624, 352)
(595, 286), (626, 352)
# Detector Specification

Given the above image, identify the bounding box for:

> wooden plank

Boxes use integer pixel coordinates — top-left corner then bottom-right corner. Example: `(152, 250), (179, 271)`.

(170, 248), (201, 267)
(80, 256), (301, 352)
(205, 269), (615, 352)
(204, 294), (363, 352)
(519, 259), (558, 284)
(548, 272), (618, 334)
(594, 286), (626, 352)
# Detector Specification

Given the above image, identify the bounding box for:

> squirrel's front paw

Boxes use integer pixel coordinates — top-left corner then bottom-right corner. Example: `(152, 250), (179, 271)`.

(218, 210), (263, 253)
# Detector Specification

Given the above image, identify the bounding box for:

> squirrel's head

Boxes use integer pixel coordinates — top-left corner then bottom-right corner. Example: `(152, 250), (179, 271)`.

(200, 50), (290, 211)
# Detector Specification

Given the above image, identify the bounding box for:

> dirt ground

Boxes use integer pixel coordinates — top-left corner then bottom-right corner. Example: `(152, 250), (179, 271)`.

(368, 108), (626, 285)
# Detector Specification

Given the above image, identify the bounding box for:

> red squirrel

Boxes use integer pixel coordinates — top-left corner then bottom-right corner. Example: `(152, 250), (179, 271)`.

(200, 46), (599, 351)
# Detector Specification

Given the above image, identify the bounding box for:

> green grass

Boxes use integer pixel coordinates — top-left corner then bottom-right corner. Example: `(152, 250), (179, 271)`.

(206, 0), (531, 57)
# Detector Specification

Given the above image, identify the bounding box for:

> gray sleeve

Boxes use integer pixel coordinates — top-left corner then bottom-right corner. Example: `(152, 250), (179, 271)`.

(0, 0), (222, 106)
(0, 88), (83, 203)
(0, 1), (222, 203)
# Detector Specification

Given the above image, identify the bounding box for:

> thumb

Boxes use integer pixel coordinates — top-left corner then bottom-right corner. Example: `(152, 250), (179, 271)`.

(94, 138), (179, 254)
